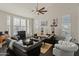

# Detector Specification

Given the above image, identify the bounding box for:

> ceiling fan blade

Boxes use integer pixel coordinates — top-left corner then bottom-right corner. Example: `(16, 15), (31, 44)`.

(39, 7), (45, 10)
(38, 10), (47, 14)
(41, 10), (47, 12)
(39, 12), (45, 14)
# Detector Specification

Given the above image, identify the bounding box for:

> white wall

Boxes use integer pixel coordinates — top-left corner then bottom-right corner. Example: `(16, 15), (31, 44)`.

(0, 11), (8, 32)
(77, 7), (79, 43)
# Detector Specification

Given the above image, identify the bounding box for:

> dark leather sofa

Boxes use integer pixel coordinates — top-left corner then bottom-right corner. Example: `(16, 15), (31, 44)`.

(6, 39), (42, 56)
(44, 35), (58, 45)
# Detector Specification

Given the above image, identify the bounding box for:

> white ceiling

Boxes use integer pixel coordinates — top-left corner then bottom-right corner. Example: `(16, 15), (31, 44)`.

(0, 3), (78, 18)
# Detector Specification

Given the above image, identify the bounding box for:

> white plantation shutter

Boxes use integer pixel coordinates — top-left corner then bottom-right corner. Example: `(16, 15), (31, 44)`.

(62, 15), (71, 39)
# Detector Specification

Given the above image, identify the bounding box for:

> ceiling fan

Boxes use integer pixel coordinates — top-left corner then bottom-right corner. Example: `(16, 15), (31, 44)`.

(32, 3), (47, 15)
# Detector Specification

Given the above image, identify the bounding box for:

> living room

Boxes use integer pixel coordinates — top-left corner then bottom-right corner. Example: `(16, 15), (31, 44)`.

(0, 3), (79, 56)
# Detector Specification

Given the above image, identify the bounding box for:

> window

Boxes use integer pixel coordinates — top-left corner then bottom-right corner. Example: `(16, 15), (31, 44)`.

(13, 17), (26, 35)
(62, 15), (71, 38)
(13, 17), (21, 34)
(27, 19), (30, 34)
(13, 17), (20, 26)
(7, 15), (33, 36)
(21, 18), (26, 31)
(34, 19), (40, 33)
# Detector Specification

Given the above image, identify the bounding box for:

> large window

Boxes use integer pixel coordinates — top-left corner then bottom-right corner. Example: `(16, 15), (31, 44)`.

(62, 15), (71, 38)
(7, 15), (33, 36)
(21, 18), (26, 31)
(13, 17), (20, 33)
(13, 17), (26, 35)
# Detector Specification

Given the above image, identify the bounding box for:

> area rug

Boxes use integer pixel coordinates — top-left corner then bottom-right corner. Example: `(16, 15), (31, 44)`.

(41, 43), (52, 54)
